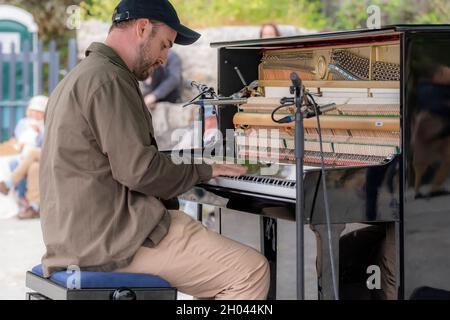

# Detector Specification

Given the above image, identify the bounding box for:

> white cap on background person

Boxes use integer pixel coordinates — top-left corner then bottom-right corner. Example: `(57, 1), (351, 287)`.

(27, 95), (48, 113)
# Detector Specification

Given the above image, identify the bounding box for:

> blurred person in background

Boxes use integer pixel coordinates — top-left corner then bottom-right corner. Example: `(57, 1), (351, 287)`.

(14, 95), (47, 151)
(141, 49), (183, 108)
(260, 23), (281, 38)
(0, 95), (47, 219)
(0, 95), (47, 156)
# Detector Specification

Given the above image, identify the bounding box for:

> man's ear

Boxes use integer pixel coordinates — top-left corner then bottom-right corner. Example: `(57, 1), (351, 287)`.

(136, 19), (152, 38)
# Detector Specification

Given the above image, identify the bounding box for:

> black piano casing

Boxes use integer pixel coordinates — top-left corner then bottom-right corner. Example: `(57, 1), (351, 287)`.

(209, 25), (450, 299)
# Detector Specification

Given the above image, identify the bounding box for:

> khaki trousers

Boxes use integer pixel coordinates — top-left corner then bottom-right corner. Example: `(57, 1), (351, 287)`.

(116, 210), (270, 300)
(11, 148), (40, 205)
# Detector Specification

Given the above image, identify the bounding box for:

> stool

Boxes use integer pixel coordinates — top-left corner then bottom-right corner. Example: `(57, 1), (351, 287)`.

(26, 264), (177, 300)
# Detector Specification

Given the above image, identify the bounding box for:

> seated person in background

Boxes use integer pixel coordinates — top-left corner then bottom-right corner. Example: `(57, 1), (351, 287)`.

(14, 95), (47, 152)
(260, 23), (281, 38)
(141, 50), (183, 108)
(0, 95), (47, 219)
(0, 147), (41, 219)
(0, 95), (47, 156)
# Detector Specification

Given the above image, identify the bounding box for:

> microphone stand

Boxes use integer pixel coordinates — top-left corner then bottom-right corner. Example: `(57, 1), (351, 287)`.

(184, 82), (217, 223)
(278, 88), (337, 300)
(278, 76), (337, 300)
(196, 91), (206, 223)
(291, 73), (305, 300)
(182, 80), (262, 223)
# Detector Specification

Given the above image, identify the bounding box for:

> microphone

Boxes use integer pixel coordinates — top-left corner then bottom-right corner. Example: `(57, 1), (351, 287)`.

(317, 103), (337, 114)
(280, 97), (295, 105)
(191, 81), (211, 93)
(304, 103), (337, 119)
(290, 72), (302, 89)
(183, 81), (219, 108)
(276, 103), (338, 122)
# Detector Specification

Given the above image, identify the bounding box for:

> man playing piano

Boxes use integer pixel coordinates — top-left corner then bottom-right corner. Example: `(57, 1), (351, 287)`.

(38, 0), (270, 300)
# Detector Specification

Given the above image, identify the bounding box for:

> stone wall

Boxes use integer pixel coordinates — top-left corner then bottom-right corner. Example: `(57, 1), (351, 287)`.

(77, 20), (313, 93)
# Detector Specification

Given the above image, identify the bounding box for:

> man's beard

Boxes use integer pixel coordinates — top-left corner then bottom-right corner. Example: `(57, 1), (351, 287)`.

(134, 38), (159, 81)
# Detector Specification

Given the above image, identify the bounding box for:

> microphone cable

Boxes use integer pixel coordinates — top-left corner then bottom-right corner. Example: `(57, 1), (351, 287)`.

(271, 103), (295, 124)
(307, 92), (339, 300)
(271, 90), (340, 299)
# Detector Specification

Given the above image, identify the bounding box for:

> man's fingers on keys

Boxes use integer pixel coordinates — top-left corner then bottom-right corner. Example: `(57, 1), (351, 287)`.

(211, 164), (248, 177)
(222, 164), (248, 176)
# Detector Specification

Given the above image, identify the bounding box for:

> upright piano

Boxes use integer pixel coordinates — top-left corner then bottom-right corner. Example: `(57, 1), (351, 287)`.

(181, 25), (450, 300)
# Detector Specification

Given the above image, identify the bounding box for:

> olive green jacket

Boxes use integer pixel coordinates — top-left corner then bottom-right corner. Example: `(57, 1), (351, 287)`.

(39, 42), (212, 277)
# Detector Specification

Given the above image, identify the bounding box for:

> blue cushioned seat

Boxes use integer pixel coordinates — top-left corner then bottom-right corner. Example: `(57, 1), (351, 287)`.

(31, 264), (172, 289)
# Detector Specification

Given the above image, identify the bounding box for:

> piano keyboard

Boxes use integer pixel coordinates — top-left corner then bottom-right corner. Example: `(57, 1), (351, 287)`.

(204, 165), (317, 201)
(206, 175), (296, 200)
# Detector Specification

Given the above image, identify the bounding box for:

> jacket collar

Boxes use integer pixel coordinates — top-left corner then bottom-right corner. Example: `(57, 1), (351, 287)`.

(86, 42), (138, 81)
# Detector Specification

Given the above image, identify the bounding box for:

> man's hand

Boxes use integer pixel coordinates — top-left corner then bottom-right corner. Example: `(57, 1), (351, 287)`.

(211, 164), (248, 178)
(31, 124), (41, 133)
(144, 94), (157, 108)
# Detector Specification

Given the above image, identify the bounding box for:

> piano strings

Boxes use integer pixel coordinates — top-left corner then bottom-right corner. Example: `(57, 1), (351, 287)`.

(233, 97), (400, 167)
(258, 47), (401, 83)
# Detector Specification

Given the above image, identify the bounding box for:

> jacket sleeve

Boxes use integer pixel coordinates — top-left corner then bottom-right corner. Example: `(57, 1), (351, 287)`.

(86, 75), (212, 200)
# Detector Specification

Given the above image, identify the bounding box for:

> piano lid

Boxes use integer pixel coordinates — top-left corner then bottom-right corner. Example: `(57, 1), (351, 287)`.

(210, 25), (450, 50)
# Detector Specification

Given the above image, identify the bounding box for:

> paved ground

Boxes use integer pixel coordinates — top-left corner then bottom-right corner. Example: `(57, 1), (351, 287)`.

(0, 217), (44, 300)
(0, 216), (197, 300)
(0, 210), (314, 300)
(0, 201), (375, 300)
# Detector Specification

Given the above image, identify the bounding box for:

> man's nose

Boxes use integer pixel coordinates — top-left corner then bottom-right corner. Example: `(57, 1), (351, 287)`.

(159, 52), (169, 65)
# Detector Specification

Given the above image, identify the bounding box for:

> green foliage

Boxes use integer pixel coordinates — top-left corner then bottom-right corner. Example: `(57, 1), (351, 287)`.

(0, 0), (80, 94)
(80, 0), (327, 30)
(80, 0), (117, 22)
(414, 0), (450, 24)
(6, 0), (446, 36)
(79, 0), (450, 32)
(331, 0), (450, 30)
(170, 0), (327, 30)
(0, 0), (79, 42)
(331, 0), (370, 30)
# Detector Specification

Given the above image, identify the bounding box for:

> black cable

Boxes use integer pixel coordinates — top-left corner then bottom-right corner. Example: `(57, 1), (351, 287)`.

(309, 93), (339, 300)
(271, 103), (294, 124)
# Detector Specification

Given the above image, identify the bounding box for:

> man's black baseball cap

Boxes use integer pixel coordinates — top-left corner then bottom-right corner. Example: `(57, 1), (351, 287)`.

(112, 0), (201, 45)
